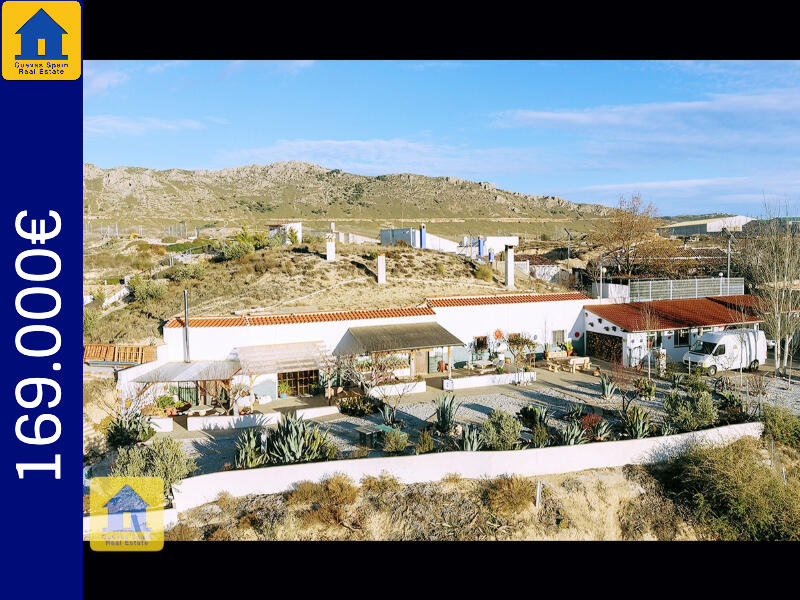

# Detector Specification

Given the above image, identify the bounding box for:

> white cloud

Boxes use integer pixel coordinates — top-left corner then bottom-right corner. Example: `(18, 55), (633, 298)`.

(145, 60), (189, 73)
(84, 115), (206, 136)
(83, 65), (128, 97)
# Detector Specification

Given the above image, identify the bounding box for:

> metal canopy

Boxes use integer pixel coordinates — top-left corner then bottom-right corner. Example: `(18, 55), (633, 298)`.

(132, 360), (240, 383)
(334, 322), (464, 355)
(235, 341), (329, 375)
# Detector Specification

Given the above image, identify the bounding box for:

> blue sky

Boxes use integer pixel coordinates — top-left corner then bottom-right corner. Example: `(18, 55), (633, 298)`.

(83, 60), (800, 216)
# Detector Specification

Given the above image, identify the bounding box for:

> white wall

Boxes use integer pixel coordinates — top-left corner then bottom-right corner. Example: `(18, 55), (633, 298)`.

(531, 264), (561, 283)
(443, 370), (536, 390)
(424, 233), (460, 253)
(483, 236), (519, 255)
(171, 422), (763, 512)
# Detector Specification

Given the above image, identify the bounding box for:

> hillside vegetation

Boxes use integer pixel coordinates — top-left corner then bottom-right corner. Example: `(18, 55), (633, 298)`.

(83, 240), (565, 345)
(83, 161), (610, 239)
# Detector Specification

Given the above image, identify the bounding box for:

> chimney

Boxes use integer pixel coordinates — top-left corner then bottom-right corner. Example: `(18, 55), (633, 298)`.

(505, 244), (515, 290)
(325, 233), (336, 262)
(330, 222), (336, 232)
(419, 223), (427, 249)
(183, 289), (191, 363)
(377, 254), (386, 284)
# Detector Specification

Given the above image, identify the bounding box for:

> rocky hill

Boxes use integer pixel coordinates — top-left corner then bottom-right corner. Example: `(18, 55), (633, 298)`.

(83, 162), (610, 237)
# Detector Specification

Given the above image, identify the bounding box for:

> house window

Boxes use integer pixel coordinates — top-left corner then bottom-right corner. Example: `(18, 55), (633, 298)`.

(676, 329), (690, 347)
(553, 330), (565, 345)
(38, 39), (46, 55)
(474, 336), (488, 350)
(278, 370), (319, 396)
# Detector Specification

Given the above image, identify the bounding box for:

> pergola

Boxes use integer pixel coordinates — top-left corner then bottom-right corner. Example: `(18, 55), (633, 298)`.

(132, 360), (241, 410)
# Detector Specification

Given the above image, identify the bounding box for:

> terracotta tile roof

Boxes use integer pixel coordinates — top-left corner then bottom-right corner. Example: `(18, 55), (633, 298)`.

(426, 292), (588, 307)
(165, 306), (436, 328)
(584, 295), (760, 332)
(516, 253), (556, 266)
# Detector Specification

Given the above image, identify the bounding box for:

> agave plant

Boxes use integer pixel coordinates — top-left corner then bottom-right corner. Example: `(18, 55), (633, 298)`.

(592, 419), (612, 441)
(564, 402), (585, 422)
(458, 424), (483, 451)
(599, 373), (617, 403)
(670, 372), (684, 391)
(377, 402), (398, 427)
(433, 394), (462, 434)
(558, 421), (587, 445)
(265, 412), (336, 465)
(106, 410), (154, 449)
(517, 404), (549, 430)
(234, 428), (266, 469)
(659, 421), (677, 437)
(623, 406), (651, 439)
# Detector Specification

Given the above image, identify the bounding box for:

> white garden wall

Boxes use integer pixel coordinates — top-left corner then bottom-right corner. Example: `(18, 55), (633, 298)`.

(367, 380), (426, 398)
(185, 405), (339, 431)
(443, 370), (536, 390)
(171, 422), (763, 512)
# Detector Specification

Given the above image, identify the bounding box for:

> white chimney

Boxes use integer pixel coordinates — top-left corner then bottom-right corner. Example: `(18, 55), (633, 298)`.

(325, 233), (336, 262)
(377, 254), (386, 284)
(505, 244), (515, 290)
(330, 222), (336, 232)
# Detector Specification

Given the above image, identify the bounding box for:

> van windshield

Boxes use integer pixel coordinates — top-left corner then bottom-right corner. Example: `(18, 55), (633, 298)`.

(690, 341), (717, 354)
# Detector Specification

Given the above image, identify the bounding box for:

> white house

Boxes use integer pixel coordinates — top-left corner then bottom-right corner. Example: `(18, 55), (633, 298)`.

(268, 222), (303, 244)
(120, 292), (591, 404)
(583, 294), (761, 367)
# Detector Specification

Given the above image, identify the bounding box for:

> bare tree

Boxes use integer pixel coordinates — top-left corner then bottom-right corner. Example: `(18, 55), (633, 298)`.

(590, 194), (663, 276)
(737, 204), (800, 377)
(632, 303), (661, 379)
(502, 331), (538, 369)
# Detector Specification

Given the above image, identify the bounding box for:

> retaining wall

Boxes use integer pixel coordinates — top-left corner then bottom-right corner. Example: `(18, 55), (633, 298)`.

(185, 405), (339, 431)
(171, 422), (763, 512)
(443, 370), (536, 390)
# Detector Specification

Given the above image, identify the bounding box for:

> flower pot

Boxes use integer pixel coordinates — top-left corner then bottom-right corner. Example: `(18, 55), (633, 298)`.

(280, 393), (287, 398)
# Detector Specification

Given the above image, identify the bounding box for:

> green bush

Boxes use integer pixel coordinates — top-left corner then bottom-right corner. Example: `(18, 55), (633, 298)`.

(111, 437), (197, 502)
(663, 390), (717, 432)
(83, 307), (99, 333)
(382, 428), (408, 454)
(761, 405), (800, 449)
(128, 275), (167, 301)
(529, 423), (550, 448)
(337, 395), (379, 416)
(415, 429), (435, 454)
(106, 411), (155, 449)
(663, 437), (800, 540)
(220, 240), (254, 261)
(165, 263), (206, 281)
(156, 394), (175, 409)
(635, 377), (656, 399)
(480, 409), (522, 451)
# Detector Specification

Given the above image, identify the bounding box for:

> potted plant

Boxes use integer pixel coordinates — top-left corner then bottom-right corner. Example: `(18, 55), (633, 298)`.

(278, 380), (291, 398)
(565, 340), (574, 356)
(238, 405), (253, 415)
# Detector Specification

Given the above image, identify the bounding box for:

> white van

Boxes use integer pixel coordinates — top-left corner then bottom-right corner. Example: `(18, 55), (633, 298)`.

(682, 328), (767, 375)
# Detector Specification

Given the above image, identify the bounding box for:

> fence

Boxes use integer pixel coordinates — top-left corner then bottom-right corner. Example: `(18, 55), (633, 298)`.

(170, 421), (763, 511)
(629, 277), (744, 301)
(83, 344), (158, 364)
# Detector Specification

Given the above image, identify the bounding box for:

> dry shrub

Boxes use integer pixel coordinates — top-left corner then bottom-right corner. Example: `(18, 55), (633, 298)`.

(441, 473), (462, 484)
(619, 465), (684, 540)
(215, 491), (239, 514)
(287, 474), (359, 529)
(164, 523), (203, 541)
(485, 475), (537, 515)
(207, 526), (233, 541)
(663, 437), (800, 541)
(361, 472), (401, 495)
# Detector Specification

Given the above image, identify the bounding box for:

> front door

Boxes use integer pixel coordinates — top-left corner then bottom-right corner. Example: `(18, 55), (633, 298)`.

(413, 351), (429, 376)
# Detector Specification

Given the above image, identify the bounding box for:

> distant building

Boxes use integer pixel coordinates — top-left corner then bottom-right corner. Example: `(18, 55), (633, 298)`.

(658, 215), (753, 237)
(517, 253), (561, 282)
(268, 222), (302, 244)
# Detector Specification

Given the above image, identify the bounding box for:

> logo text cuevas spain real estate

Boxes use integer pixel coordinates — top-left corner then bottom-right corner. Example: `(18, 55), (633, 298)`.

(2, 1), (81, 81)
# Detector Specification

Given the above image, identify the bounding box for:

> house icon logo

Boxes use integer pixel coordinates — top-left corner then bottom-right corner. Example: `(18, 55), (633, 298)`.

(89, 476), (165, 552)
(103, 484), (152, 533)
(2, 1), (81, 81)
(14, 8), (67, 60)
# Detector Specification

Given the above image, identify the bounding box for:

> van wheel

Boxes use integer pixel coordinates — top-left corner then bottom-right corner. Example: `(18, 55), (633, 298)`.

(749, 360), (759, 371)
(706, 366), (717, 376)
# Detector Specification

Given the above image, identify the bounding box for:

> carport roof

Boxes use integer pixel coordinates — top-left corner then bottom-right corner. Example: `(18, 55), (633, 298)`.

(334, 322), (464, 355)
(133, 360), (241, 383)
(235, 341), (329, 375)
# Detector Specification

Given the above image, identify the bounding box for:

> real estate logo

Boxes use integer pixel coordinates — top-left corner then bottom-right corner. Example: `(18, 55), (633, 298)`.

(2, 1), (81, 80)
(89, 477), (165, 552)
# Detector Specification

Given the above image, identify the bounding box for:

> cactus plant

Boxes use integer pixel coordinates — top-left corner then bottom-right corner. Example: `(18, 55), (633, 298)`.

(234, 428), (266, 469)
(635, 377), (656, 399)
(564, 402), (585, 422)
(623, 406), (651, 439)
(458, 424), (483, 451)
(432, 394), (462, 434)
(670, 372), (684, 391)
(517, 404), (549, 430)
(599, 373), (617, 403)
(592, 419), (612, 441)
(265, 412), (337, 465)
(558, 420), (588, 445)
